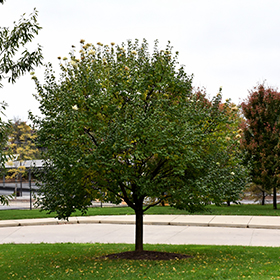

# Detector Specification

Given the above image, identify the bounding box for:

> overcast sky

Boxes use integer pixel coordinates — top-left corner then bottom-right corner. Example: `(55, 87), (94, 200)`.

(1, 0), (280, 121)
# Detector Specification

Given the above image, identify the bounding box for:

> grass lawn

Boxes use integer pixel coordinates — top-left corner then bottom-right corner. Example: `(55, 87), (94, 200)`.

(0, 203), (280, 220)
(0, 243), (279, 279)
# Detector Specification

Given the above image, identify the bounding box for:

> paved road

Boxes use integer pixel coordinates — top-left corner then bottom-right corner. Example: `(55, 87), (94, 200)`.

(1, 215), (280, 247)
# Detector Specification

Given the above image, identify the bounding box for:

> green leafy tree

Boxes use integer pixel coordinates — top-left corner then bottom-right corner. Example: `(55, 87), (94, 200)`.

(241, 84), (280, 209)
(190, 91), (248, 206)
(0, 7), (43, 87)
(213, 102), (248, 206)
(0, 3), (43, 204)
(0, 103), (11, 204)
(0, 103), (10, 164)
(31, 39), (247, 252)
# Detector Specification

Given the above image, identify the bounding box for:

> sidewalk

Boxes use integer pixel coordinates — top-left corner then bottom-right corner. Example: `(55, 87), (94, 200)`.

(1, 215), (280, 246)
(1, 214), (280, 230)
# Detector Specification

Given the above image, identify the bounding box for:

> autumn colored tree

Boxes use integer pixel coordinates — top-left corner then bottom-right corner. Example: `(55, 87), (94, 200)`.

(241, 84), (280, 209)
(31, 39), (247, 252)
(5, 119), (40, 179)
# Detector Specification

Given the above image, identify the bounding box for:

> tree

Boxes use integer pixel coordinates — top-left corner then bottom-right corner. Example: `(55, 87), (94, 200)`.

(0, 7), (43, 88)
(0, 103), (11, 204)
(241, 84), (280, 209)
(0, 4), (43, 204)
(243, 182), (271, 205)
(0, 103), (10, 164)
(31, 39), (247, 252)
(213, 102), (248, 206)
(5, 119), (40, 180)
(190, 91), (248, 206)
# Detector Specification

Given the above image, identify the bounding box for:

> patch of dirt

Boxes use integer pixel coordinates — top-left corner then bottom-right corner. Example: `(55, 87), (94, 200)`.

(102, 250), (193, 260)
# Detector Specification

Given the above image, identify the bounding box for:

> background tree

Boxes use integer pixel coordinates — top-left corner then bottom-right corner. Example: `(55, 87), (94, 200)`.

(191, 91), (248, 206)
(243, 182), (271, 205)
(241, 84), (280, 209)
(31, 39), (247, 252)
(5, 119), (40, 179)
(213, 102), (248, 206)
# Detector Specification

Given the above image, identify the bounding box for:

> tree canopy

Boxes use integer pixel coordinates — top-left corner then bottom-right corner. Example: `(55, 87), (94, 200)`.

(0, 5), (43, 204)
(0, 103), (11, 205)
(0, 8), (43, 88)
(5, 119), (40, 179)
(241, 84), (280, 209)
(31, 39), (247, 251)
(203, 99), (248, 206)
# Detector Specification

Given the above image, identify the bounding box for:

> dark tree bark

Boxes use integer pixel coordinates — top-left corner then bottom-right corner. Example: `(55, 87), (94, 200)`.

(261, 191), (266, 205)
(135, 203), (144, 252)
(273, 187), (277, 209)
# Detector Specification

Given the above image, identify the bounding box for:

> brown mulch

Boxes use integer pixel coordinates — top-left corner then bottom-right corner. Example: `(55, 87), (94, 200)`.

(101, 250), (193, 260)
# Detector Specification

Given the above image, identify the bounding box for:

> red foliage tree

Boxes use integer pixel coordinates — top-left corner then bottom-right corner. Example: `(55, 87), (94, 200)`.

(241, 84), (280, 209)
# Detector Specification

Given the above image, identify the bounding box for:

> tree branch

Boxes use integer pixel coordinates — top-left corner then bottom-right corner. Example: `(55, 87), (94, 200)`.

(119, 181), (135, 209)
(143, 195), (172, 212)
(150, 158), (167, 180)
(84, 127), (99, 147)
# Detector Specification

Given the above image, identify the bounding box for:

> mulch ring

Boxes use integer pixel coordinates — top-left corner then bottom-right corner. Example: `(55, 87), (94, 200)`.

(101, 250), (193, 260)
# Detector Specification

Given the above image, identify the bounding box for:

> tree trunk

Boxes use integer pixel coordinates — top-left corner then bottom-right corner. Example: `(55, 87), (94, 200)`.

(273, 187), (277, 209)
(261, 191), (265, 205)
(135, 206), (144, 252)
(227, 201), (230, 206)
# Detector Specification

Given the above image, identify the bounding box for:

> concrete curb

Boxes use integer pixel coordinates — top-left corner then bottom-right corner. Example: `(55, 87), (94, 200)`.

(0, 215), (280, 230)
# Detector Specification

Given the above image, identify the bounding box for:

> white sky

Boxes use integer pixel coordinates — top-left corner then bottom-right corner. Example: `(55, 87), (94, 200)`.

(1, 0), (280, 121)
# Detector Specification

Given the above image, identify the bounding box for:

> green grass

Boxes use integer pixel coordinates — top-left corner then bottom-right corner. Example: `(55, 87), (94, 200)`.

(0, 203), (280, 221)
(0, 243), (279, 279)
